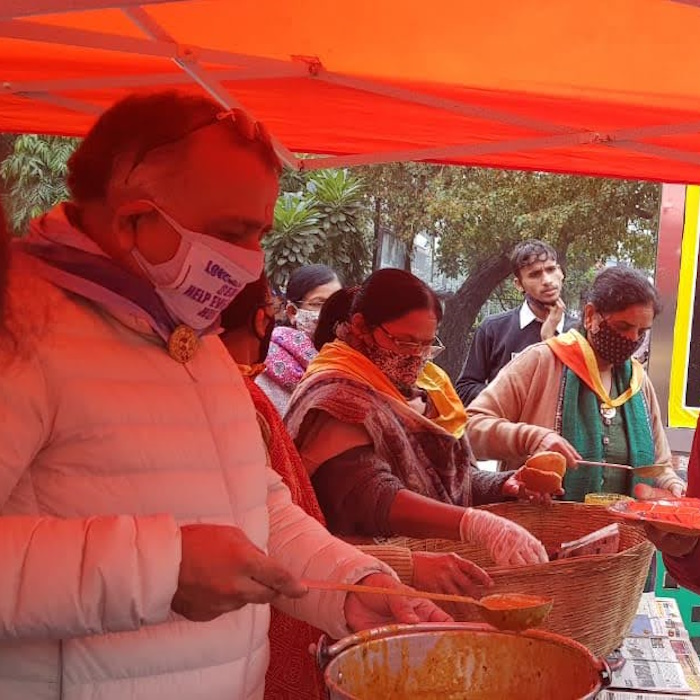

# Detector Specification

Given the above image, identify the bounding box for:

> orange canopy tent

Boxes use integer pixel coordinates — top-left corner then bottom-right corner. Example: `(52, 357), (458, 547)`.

(3, 0), (700, 182)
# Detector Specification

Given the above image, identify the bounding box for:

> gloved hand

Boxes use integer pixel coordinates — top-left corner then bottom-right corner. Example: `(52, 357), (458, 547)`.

(459, 509), (548, 567)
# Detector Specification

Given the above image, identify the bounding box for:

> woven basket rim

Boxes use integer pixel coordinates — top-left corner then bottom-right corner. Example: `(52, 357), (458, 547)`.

(486, 538), (654, 575)
(384, 502), (655, 658)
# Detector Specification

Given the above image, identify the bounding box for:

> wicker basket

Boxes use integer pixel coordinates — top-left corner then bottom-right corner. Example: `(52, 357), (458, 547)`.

(389, 501), (654, 657)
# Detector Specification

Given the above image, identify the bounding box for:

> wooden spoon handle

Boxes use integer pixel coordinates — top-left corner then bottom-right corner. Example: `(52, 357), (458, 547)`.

(576, 461), (665, 478)
(302, 579), (480, 607)
(633, 465), (666, 478)
(576, 460), (632, 471)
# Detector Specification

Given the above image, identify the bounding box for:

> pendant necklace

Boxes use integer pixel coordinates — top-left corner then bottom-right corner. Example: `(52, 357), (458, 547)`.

(600, 405), (617, 426)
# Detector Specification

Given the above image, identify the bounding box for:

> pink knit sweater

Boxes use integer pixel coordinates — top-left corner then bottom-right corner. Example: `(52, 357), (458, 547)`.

(465, 342), (672, 472)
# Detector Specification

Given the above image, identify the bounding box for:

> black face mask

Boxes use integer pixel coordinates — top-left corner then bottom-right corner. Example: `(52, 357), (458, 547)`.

(588, 319), (645, 366)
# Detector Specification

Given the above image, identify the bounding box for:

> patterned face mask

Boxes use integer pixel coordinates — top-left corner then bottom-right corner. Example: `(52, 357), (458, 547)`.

(363, 342), (428, 391)
(292, 307), (320, 337)
(589, 318), (645, 366)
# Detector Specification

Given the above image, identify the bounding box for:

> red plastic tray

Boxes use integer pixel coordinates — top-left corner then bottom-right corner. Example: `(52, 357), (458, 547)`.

(608, 497), (700, 536)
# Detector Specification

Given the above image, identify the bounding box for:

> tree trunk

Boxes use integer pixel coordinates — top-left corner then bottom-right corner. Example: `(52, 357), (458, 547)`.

(403, 248), (413, 272)
(435, 253), (513, 380)
(554, 226), (573, 275)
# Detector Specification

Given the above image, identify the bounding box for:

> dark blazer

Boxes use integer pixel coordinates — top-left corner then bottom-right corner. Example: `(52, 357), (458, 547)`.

(456, 306), (577, 406)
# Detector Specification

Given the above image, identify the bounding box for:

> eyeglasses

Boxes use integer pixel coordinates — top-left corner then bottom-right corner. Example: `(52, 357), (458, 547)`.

(378, 325), (445, 359)
(292, 299), (326, 311)
(124, 108), (282, 183)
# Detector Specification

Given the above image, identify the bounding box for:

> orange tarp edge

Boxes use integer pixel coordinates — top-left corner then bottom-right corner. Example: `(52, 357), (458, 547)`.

(2, 0), (700, 182)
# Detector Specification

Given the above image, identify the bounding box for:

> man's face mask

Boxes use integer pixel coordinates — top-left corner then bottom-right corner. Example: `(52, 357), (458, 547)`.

(589, 317), (645, 366)
(131, 203), (264, 331)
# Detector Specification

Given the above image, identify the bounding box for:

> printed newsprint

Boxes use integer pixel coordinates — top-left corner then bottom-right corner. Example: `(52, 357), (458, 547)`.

(605, 594), (700, 696)
(609, 655), (691, 693)
(601, 694), (696, 700)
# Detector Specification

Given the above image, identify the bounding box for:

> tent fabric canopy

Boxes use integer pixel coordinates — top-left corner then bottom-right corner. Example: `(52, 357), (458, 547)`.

(2, 0), (700, 182)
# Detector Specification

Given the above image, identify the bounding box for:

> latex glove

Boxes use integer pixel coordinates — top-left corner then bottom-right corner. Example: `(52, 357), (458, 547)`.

(634, 483), (698, 558)
(540, 299), (566, 341)
(535, 432), (581, 468)
(173, 524), (306, 622)
(503, 467), (564, 504)
(344, 573), (452, 631)
(411, 551), (493, 596)
(459, 509), (548, 567)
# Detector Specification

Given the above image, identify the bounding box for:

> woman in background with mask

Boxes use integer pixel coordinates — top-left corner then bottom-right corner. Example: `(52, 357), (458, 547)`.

(285, 268), (551, 568)
(467, 266), (685, 501)
(257, 264), (341, 415)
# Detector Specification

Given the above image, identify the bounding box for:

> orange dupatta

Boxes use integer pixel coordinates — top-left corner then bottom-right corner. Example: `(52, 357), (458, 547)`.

(305, 340), (467, 438)
(416, 361), (467, 438)
(546, 329), (644, 409)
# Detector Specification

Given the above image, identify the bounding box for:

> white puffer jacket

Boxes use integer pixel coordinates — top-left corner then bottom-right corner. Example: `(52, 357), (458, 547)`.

(0, 259), (388, 700)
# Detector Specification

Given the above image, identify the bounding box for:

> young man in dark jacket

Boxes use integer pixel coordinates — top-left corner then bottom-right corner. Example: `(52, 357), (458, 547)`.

(456, 240), (576, 406)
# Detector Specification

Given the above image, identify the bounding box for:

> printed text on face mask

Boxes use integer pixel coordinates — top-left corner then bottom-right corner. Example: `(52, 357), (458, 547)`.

(182, 258), (243, 321)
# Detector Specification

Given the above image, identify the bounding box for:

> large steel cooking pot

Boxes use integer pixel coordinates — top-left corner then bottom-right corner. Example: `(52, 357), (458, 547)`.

(317, 623), (611, 699)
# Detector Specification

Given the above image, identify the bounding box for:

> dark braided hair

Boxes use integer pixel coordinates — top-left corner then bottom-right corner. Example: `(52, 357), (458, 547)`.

(314, 269), (442, 350)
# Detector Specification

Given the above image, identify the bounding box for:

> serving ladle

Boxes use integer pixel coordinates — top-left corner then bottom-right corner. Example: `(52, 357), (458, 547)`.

(303, 579), (553, 632)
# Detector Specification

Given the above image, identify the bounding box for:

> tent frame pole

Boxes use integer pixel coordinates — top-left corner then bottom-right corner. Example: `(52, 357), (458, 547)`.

(4, 2), (700, 174)
(1, 0), (178, 21)
(121, 5), (298, 168)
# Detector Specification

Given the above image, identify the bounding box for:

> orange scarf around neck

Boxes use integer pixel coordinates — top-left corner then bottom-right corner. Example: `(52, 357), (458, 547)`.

(305, 340), (467, 438)
(546, 329), (643, 409)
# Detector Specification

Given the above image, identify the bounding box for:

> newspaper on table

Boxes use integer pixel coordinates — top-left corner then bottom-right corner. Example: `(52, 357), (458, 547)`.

(598, 690), (694, 700)
(606, 594), (700, 695)
(621, 637), (679, 663)
(601, 693), (698, 700)
(673, 638), (700, 694)
(633, 594), (690, 640)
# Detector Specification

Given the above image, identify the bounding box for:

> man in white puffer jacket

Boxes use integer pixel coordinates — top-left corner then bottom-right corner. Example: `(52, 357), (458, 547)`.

(0, 92), (448, 700)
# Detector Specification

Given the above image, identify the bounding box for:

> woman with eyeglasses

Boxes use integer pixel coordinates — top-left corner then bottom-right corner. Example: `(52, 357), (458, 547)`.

(284, 269), (550, 567)
(467, 266), (685, 501)
(257, 264), (341, 414)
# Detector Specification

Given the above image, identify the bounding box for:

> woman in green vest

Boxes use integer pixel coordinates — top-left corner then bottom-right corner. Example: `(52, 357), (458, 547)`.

(467, 266), (685, 502)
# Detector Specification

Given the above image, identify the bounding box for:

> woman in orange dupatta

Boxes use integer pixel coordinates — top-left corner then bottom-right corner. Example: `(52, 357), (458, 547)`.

(466, 266), (685, 501)
(219, 273), (495, 700)
(284, 269), (551, 569)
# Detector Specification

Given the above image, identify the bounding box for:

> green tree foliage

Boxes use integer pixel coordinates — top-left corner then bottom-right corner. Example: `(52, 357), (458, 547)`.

(358, 162), (439, 268)
(263, 194), (325, 290)
(428, 168), (659, 376)
(0, 135), (78, 235)
(307, 169), (369, 284)
(265, 168), (370, 289)
(0, 136), (659, 380)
